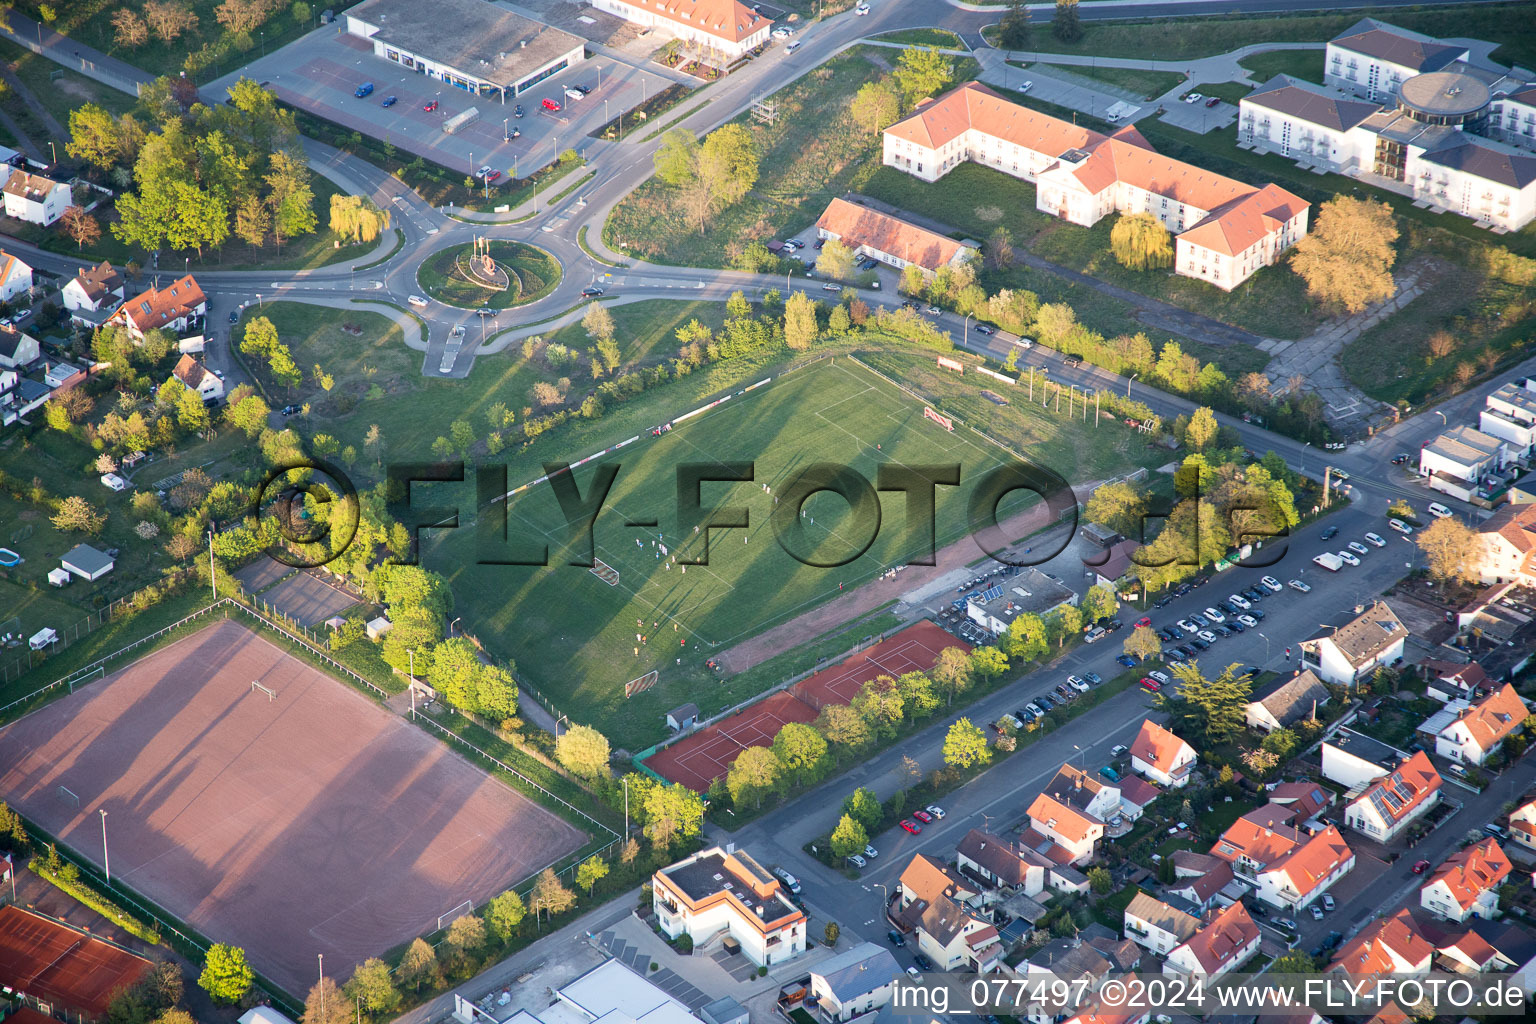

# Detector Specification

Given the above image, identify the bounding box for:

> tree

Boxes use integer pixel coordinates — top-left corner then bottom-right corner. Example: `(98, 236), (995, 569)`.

(894, 47), (953, 108)
(1005, 613), (1048, 663)
(144, 1), (199, 41)
(1262, 728), (1300, 758)
(328, 193), (390, 243)
(1085, 480), (1148, 538)
(485, 889), (527, 942)
(696, 124), (758, 208)
(66, 104), (124, 170)
(1110, 212), (1173, 271)
(830, 814), (869, 858)
(942, 718), (990, 770)
(344, 959), (399, 1017)
(653, 128), (699, 186)
(842, 787), (883, 832)
(1417, 517), (1483, 589)
(1290, 196), (1399, 313)
(60, 207), (102, 250)
(556, 724), (612, 779)
(582, 301), (616, 345)
(1087, 866), (1112, 893)
(303, 977), (349, 1024)
(970, 646), (1009, 680)
(576, 855), (609, 894)
(234, 194), (270, 248)
(1045, 605), (1083, 647)
(1162, 661), (1252, 745)
(931, 645), (973, 704)
(817, 702), (871, 757)
(529, 867), (577, 923)
(824, 922), (840, 946)
(850, 79), (902, 135)
(816, 240), (857, 281)
(643, 783), (705, 849)
(784, 291), (818, 351)
(1082, 584), (1118, 623)
(1270, 950), (1316, 974)
(52, 495), (106, 534)
(1052, 0), (1082, 41)
(198, 944), (253, 1003)
(1186, 406), (1219, 451)
(1123, 625), (1162, 662)
(398, 938), (439, 993)
(216, 0), (273, 35)
(996, 0), (1032, 47)
(113, 8), (150, 47)
(771, 722), (828, 784)
(727, 745), (783, 808)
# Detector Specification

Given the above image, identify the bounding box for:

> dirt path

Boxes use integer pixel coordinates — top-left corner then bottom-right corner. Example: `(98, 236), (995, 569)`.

(715, 481), (1102, 674)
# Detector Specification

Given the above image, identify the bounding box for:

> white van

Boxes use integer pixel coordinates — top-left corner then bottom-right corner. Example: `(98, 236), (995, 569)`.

(774, 868), (801, 893)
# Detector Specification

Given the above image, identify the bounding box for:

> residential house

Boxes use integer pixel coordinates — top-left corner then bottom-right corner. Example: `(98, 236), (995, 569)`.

(1343, 750), (1442, 841)
(2, 169), (71, 226)
(0, 369), (48, 425)
(172, 355), (224, 402)
(1062, 1008), (1149, 1024)
(1267, 781), (1333, 822)
(0, 327), (40, 370)
(1116, 776), (1161, 821)
(110, 275), (207, 340)
(1419, 426), (1512, 501)
(881, 81), (1309, 291)
(1508, 796), (1536, 852)
(1421, 839), (1511, 922)
(1466, 919), (1536, 984)
(1299, 600), (1408, 686)
(1024, 791), (1104, 866)
(911, 893), (1001, 973)
(1210, 807), (1354, 909)
(1165, 851), (1237, 911)
(1162, 901), (1261, 978)
(0, 249), (32, 303)
(1420, 659), (1492, 703)
(1122, 891), (1199, 955)
(1324, 18), (1469, 101)
(807, 942), (901, 1022)
(813, 197), (977, 277)
(1432, 683), (1528, 765)
(588, 0), (771, 61)
(1084, 538), (1141, 590)
(61, 261), (124, 320)
(1322, 728), (1412, 789)
(955, 829), (1046, 897)
(1129, 719), (1197, 788)
(651, 847), (806, 966)
(1480, 381), (1536, 456)
(1332, 908), (1434, 977)
(1042, 764), (1124, 824)
(1245, 669), (1332, 732)
(896, 854), (975, 915)
(1474, 504), (1536, 585)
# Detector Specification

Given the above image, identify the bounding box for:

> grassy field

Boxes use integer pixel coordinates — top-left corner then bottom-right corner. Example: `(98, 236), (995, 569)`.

(0, 36), (138, 129)
(421, 348), (1161, 749)
(1237, 49), (1327, 85)
(605, 47), (977, 267)
(982, 3), (1536, 67)
(1028, 62), (1186, 101)
(873, 29), (966, 49)
(416, 241), (562, 309)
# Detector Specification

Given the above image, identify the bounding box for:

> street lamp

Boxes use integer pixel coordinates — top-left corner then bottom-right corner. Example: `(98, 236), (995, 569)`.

(1127, 373), (1138, 398)
(449, 617), (461, 636)
(504, 118), (509, 142)
(47, 141), (56, 165)
(1256, 631), (1272, 664)
(964, 312), (974, 347)
(100, 810), (110, 885)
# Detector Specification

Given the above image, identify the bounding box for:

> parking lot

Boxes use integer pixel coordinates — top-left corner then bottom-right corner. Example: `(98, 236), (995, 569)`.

(206, 27), (679, 181)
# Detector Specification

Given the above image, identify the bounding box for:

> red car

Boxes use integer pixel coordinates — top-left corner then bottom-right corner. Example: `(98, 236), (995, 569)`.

(911, 809), (934, 823)
(542, 97), (562, 112)
(1139, 678), (1161, 692)
(485, 170), (502, 183)
(423, 100), (439, 112)
(1412, 859), (1432, 874)
(899, 819), (922, 835)
(1204, 97), (1221, 108)
(1135, 616), (1152, 628)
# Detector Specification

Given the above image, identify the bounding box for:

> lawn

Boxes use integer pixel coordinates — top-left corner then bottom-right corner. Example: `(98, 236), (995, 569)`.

(982, 4), (1536, 68)
(0, 36), (138, 131)
(605, 47), (978, 267)
(1238, 49), (1327, 85)
(416, 241), (562, 309)
(1027, 62), (1186, 101)
(10, 0), (362, 82)
(873, 29), (966, 49)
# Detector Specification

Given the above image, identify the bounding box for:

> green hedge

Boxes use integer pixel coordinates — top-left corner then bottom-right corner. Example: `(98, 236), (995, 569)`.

(29, 855), (162, 944)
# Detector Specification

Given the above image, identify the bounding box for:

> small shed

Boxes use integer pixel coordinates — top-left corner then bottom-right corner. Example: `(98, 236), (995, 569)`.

(366, 615), (393, 640)
(47, 567), (71, 587)
(325, 616), (347, 631)
(666, 702), (700, 731)
(61, 543), (114, 581)
(699, 997), (748, 1024)
(239, 1009), (300, 1024)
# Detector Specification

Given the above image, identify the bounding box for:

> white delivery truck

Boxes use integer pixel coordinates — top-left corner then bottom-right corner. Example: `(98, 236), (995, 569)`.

(1312, 552), (1345, 572)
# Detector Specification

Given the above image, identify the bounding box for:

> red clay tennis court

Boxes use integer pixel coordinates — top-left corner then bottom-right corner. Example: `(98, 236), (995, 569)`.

(0, 906), (150, 1017)
(644, 620), (969, 792)
(0, 619), (586, 997)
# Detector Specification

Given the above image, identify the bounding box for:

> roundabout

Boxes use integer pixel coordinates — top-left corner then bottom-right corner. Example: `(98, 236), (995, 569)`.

(416, 238), (563, 310)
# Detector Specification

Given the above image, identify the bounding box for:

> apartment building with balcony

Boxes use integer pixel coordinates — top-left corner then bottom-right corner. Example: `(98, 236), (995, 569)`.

(651, 847), (805, 966)
(1480, 380), (1536, 455)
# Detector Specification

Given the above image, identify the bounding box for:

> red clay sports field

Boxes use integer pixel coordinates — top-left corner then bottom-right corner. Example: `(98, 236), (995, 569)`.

(644, 620), (967, 791)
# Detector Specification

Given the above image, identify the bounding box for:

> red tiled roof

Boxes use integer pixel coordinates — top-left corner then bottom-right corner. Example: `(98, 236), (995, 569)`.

(1426, 838), (1511, 911)
(1448, 684), (1527, 752)
(116, 275), (206, 332)
(1477, 503), (1536, 553)
(1177, 901), (1259, 973)
(1332, 909), (1432, 977)
(613, 0), (770, 43)
(1179, 184), (1309, 257)
(1269, 825), (1352, 899)
(885, 80), (1105, 154)
(1211, 813), (1304, 868)
(815, 198), (967, 272)
(900, 853), (969, 906)
(173, 353), (212, 391)
(1028, 791), (1098, 844)
(1131, 719), (1193, 775)
(1350, 750), (1441, 826)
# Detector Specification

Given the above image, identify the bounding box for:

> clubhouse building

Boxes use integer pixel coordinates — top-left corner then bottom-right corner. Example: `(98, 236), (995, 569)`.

(882, 81), (1310, 291)
(346, 0), (586, 101)
(1239, 18), (1536, 231)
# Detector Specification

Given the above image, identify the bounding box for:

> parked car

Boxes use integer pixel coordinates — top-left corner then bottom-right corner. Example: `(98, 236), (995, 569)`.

(913, 955), (934, 972)
(1310, 905), (1325, 921)
(355, 82), (374, 98)
(1116, 654), (1138, 668)
(1085, 672), (1102, 685)
(1204, 96), (1221, 107)
(423, 100), (439, 112)
(477, 165), (494, 179)
(513, 104), (525, 117)
(786, 40), (802, 52)
(564, 85), (589, 100)
(229, 310), (240, 324)
(900, 819), (922, 834)
(381, 95), (397, 107)
(1140, 678), (1161, 692)
(280, 404), (301, 416)
(1389, 518), (1413, 534)
(1428, 502), (1454, 518)
(1228, 595), (1252, 611)
(542, 98), (562, 111)
(1289, 579), (1311, 592)
(1276, 917), (1298, 932)
(975, 323), (997, 335)
(1237, 614), (1258, 628)
(1364, 532), (1386, 547)
(1183, 93), (1203, 103)
(912, 809), (934, 823)
(1321, 526), (1339, 540)
(1339, 550), (1360, 567)
(1148, 670), (1171, 685)
(484, 170), (501, 183)
(847, 853), (866, 868)
(864, 844), (878, 859)
(888, 929), (906, 947)
(1197, 630), (1217, 644)
(1110, 744), (1128, 757)
(1204, 607), (1225, 623)
(1321, 894), (1335, 911)
(1260, 576), (1283, 592)
(1099, 766), (1121, 782)
(1154, 595), (1176, 608)
(925, 805), (945, 819)
(1412, 859), (1432, 874)
(1348, 541), (1369, 555)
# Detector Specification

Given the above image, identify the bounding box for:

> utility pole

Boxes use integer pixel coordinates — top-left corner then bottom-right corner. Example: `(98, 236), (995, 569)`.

(100, 810), (110, 884)
(208, 528), (216, 599)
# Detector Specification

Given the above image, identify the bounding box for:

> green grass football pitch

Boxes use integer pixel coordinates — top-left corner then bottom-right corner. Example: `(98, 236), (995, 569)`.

(424, 356), (1032, 746)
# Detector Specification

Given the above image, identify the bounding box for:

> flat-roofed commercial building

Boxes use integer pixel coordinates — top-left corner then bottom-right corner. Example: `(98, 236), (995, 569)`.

(346, 0), (585, 101)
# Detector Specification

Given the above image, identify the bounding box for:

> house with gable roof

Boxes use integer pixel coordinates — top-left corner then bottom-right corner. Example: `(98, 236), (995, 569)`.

(1343, 750), (1441, 841)
(1474, 504), (1536, 586)
(1246, 669), (1332, 733)
(2, 169), (70, 225)
(1122, 891), (1200, 955)
(1421, 838), (1511, 922)
(880, 81), (1309, 291)
(1129, 719), (1196, 788)
(1508, 796), (1536, 852)
(1165, 851), (1237, 912)
(1331, 908), (1434, 977)
(110, 275), (207, 340)
(1162, 901), (1261, 978)
(1209, 805), (1354, 909)
(62, 261), (124, 322)
(1025, 791), (1104, 866)
(954, 829), (1046, 897)
(0, 248), (32, 303)
(814, 197), (977, 277)
(172, 354), (224, 401)
(808, 942), (902, 1021)
(1432, 683), (1528, 765)
(912, 893), (1002, 973)
(589, 0), (771, 60)
(1299, 600), (1408, 686)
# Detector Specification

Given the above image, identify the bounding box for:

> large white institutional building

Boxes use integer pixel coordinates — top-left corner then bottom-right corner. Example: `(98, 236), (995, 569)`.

(1240, 18), (1536, 231)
